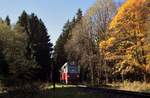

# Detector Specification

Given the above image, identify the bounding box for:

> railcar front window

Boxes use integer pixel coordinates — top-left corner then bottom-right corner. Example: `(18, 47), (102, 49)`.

(68, 66), (78, 73)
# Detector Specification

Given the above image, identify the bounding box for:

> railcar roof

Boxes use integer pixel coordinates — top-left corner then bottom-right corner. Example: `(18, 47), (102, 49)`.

(61, 62), (68, 69)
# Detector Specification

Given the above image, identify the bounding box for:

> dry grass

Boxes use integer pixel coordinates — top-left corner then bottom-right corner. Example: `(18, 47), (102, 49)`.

(108, 81), (150, 93)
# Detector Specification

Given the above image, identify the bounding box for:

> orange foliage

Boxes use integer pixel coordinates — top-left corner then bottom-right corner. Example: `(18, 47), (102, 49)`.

(100, 0), (150, 78)
(110, 0), (148, 30)
(99, 37), (116, 49)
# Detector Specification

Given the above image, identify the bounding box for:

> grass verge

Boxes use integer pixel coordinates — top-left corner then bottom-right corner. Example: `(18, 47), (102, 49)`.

(107, 81), (150, 93)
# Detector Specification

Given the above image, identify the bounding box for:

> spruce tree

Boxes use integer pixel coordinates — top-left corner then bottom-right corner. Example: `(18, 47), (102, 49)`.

(17, 11), (33, 59)
(54, 9), (83, 81)
(17, 12), (53, 81)
(53, 20), (72, 81)
(5, 16), (10, 26)
(76, 9), (82, 22)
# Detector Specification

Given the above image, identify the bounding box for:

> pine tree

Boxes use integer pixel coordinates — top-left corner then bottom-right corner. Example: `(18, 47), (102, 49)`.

(53, 9), (83, 81)
(5, 16), (10, 26)
(76, 9), (82, 22)
(31, 17), (53, 81)
(17, 11), (33, 59)
(53, 21), (71, 81)
(17, 11), (29, 32)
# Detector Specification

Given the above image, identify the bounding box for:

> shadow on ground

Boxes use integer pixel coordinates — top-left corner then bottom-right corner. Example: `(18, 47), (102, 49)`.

(0, 87), (98, 98)
(0, 87), (146, 98)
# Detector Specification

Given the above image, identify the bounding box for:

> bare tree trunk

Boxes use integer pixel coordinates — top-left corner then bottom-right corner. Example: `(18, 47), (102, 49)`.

(143, 72), (147, 82)
(104, 69), (108, 83)
(97, 67), (100, 85)
(121, 74), (124, 82)
(90, 61), (94, 86)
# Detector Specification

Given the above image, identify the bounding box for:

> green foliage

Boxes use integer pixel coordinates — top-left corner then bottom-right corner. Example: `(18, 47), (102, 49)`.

(0, 22), (9, 78)
(17, 11), (53, 81)
(53, 9), (81, 81)
(0, 11), (53, 87)
(54, 1), (116, 84)
(53, 20), (72, 81)
(0, 20), (39, 86)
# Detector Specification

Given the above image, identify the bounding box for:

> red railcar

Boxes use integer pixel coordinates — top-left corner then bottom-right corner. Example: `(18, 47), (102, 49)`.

(60, 62), (80, 84)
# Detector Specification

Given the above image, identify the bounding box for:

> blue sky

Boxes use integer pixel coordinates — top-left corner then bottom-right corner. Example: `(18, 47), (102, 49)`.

(0, 0), (123, 44)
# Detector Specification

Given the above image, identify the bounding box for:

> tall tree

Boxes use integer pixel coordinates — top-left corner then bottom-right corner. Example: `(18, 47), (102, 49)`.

(53, 9), (81, 81)
(8, 24), (38, 83)
(17, 11), (32, 59)
(76, 9), (82, 22)
(17, 12), (53, 81)
(0, 40), (8, 78)
(86, 0), (116, 83)
(0, 21), (39, 86)
(100, 0), (150, 81)
(53, 20), (72, 81)
(5, 16), (10, 26)
(29, 14), (53, 80)
(64, 1), (116, 84)
(0, 22), (10, 79)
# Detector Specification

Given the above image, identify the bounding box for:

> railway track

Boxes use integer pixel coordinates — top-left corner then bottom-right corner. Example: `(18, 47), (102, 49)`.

(78, 86), (150, 98)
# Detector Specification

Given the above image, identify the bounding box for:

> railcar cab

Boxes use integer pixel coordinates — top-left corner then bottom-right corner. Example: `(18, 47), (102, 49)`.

(60, 62), (80, 84)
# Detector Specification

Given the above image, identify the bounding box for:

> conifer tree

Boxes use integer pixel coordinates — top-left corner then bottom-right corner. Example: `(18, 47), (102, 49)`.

(76, 9), (82, 22)
(17, 11), (53, 81)
(5, 16), (10, 26)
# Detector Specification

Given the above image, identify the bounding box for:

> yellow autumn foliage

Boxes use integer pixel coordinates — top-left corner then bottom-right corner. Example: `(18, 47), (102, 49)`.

(99, 37), (116, 49)
(110, 0), (148, 30)
(100, 0), (150, 79)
